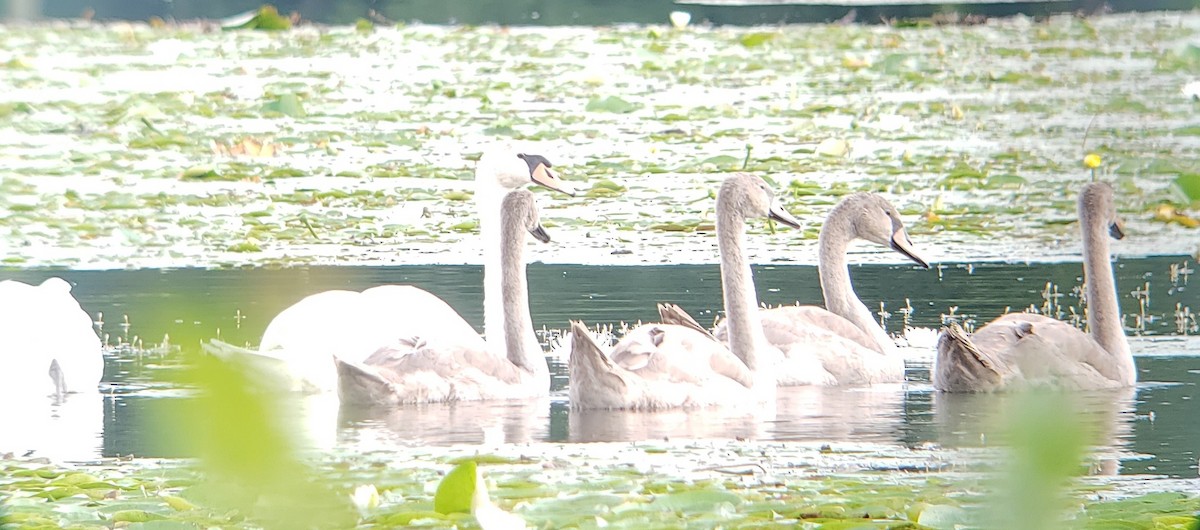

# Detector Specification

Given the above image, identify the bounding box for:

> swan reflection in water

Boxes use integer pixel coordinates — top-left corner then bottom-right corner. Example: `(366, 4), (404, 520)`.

(0, 391), (105, 461)
(568, 384), (907, 444)
(931, 386), (1138, 475)
(336, 399), (552, 448)
(326, 384), (909, 448)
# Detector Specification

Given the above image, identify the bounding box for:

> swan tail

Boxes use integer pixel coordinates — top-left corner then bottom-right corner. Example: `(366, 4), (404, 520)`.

(567, 321), (633, 409)
(334, 357), (398, 406)
(656, 303), (715, 341)
(935, 323), (1005, 392)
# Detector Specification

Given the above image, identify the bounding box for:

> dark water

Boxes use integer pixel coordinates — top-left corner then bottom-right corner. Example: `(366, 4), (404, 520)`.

(0, 255), (1197, 477)
(21, 0), (1200, 26)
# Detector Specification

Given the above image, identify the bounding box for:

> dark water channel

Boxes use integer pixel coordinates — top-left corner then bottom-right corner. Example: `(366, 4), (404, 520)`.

(1, 255), (1197, 477)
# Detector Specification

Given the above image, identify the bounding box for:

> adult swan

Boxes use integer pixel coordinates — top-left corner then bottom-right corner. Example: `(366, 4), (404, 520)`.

(334, 188), (552, 404)
(934, 182), (1136, 392)
(0, 278), (102, 398)
(212, 144), (575, 393)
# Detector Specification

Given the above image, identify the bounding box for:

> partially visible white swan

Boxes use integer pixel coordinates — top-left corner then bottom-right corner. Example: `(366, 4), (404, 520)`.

(0, 278), (103, 398)
(934, 182), (1135, 392)
(725, 193), (929, 386)
(568, 173), (801, 410)
(333, 189), (552, 405)
(206, 144), (575, 393)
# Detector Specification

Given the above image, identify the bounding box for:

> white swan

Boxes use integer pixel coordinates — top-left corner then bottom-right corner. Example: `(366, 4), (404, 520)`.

(0, 278), (103, 398)
(208, 144), (575, 393)
(568, 173), (801, 410)
(333, 189), (552, 405)
(933, 181), (1135, 392)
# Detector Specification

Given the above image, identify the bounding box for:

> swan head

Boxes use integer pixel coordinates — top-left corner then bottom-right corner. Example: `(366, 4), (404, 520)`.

(719, 173), (802, 228)
(1079, 182), (1123, 240)
(502, 189), (551, 243)
(477, 144), (576, 197)
(837, 193), (929, 268)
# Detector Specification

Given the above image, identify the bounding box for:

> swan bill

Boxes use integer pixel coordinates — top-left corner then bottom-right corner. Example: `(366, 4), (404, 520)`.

(890, 230), (930, 269)
(1109, 220), (1124, 240)
(529, 224), (551, 243)
(519, 153), (576, 196)
(768, 200), (802, 229)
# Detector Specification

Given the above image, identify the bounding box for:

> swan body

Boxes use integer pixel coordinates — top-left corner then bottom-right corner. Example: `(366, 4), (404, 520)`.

(334, 189), (552, 405)
(704, 193), (930, 386)
(934, 182), (1135, 392)
(0, 278), (102, 398)
(569, 173), (800, 410)
(217, 144), (574, 393)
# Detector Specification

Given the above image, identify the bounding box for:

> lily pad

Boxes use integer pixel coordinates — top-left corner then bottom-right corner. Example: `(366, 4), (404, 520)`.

(433, 461), (477, 515)
(586, 96), (640, 114)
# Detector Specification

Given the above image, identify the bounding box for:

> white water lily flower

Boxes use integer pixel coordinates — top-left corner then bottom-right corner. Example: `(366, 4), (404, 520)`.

(351, 484), (380, 516)
(472, 468), (527, 530)
(669, 11), (691, 29)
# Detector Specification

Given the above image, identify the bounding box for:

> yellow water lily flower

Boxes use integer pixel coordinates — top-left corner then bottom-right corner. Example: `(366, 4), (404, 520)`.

(1084, 153), (1102, 169)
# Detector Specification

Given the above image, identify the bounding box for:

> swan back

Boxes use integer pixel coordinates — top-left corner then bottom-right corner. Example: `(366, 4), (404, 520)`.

(0, 278), (102, 397)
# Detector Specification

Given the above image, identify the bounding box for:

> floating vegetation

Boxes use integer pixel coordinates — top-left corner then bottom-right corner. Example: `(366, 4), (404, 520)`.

(0, 14), (1198, 270)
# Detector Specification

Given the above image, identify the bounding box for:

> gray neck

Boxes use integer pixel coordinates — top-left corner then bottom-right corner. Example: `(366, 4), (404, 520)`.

(1081, 209), (1134, 383)
(818, 218), (893, 353)
(499, 218), (540, 374)
(717, 211), (768, 372)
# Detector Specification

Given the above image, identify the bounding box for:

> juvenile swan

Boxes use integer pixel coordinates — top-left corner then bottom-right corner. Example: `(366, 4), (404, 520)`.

(334, 189), (552, 405)
(934, 182), (1135, 392)
(0, 278), (102, 398)
(715, 193), (930, 386)
(568, 173), (801, 410)
(213, 145), (574, 393)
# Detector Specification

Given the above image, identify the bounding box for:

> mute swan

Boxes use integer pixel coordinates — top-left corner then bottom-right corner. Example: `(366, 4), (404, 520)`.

(727, 193), (929, 385)
(568, 173), (801, 410)
(333, 189), (552, 405)
(208, 144), (575, 393)
(934, 182), (1135, 392)
(0, 278), (103, 398)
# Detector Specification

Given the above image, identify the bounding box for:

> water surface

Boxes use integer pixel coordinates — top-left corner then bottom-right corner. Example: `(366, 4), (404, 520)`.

(1, 256), (1197, 478)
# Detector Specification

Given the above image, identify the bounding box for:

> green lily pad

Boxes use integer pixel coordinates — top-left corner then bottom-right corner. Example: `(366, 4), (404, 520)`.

(433, 461), (477, 515)
(586, 96), (640, 114)
(261, 93), (306, 118)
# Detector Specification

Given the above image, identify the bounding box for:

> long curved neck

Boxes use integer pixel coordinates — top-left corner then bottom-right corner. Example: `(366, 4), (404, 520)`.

(476, 180), (506, 352)
(499, 214), (541, 374)
(717, 210), (769, 373)
(818, 218), (893, 354)
(1081, 207), (1134, 384)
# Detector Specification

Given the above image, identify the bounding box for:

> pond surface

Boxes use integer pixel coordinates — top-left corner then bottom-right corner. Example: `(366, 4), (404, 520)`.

(1, 255), (1197, 479)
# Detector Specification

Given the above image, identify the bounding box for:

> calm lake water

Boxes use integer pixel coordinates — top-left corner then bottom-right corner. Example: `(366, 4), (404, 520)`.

(1, 256), (1197, 478)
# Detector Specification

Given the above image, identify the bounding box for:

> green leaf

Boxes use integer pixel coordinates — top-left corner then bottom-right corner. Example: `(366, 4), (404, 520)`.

(225, 5), (292, 31)
(261, 93), (306, 118)
(434, 461), (477, 515)
(586, 96), (640, 114)
(917, 504), (973, 530)
(649, 489), (741, 513)
(739, 32), (776, 48)
(1174, 173), (1200, 205)
(985, 174), (1027, 189)
(179, 167), (221, 181)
